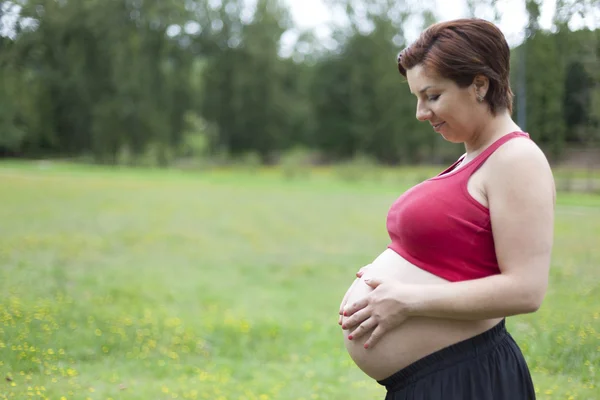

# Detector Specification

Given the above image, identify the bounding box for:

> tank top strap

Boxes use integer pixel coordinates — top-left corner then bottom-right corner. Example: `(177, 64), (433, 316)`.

(462, 131), (530, 175)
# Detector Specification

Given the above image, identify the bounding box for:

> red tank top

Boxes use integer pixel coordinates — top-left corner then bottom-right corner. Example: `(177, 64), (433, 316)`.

(386, 131), (530, 282)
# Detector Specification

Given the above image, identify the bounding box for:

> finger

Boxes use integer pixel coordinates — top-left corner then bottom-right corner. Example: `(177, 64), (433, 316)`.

(364, 324), (386, 350)
(348, 317), (377, 341)
(339, 278), (359, 315)
(342, 308), (370, 331)
(339, 279), (360, 326)
(364, 277), (382, 289)
(343, 296), (369, 318)
(356, 263), (372, 278)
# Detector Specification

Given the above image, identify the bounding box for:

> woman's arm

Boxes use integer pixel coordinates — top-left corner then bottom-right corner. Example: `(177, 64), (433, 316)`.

(343, 139), (556, 348)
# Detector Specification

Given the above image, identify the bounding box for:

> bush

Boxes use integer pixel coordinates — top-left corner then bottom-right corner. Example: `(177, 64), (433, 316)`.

(139, 142), (174, 168)
(236, 151), (262, 174)
(116, 144), (134, 167)
(279, 147), (313, 180)
(178, 112), (219, 167)
(334, 153), (381, 183)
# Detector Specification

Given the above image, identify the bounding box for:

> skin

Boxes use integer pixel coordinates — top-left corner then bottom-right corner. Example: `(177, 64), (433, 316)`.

(339, 64), (556, 350)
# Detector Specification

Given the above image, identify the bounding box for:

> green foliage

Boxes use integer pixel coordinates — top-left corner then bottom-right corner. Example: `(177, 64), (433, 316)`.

(116, 144), (134, 166)
(564, 61), (593, 131)
(0, 0), (193, 160)
(0, 0), (598, 166)
(279, 146), (314, 180)
(179, 112), (217, 158)
(521, 32), (566, 159)
(138, 142), (174, 168)
(0, 69), (25, 152)
(334, 153), (382, 182)
(236, 151), (263, 173)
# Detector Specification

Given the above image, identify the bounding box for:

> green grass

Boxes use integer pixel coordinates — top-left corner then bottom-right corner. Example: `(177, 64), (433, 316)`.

(0, 162), (598, 400)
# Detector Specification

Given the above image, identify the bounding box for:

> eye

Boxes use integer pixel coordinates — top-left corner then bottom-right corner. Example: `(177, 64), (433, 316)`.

(428, 95), (440, 101)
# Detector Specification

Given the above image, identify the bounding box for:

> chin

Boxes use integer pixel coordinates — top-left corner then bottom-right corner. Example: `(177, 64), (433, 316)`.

(439, 133), (462, 143)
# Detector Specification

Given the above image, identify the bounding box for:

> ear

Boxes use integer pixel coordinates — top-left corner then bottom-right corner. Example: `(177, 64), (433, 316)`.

(472, 75), (490, 98)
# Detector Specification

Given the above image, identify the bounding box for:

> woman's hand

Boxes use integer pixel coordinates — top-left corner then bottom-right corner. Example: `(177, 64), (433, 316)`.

(342, 277), (416, 349)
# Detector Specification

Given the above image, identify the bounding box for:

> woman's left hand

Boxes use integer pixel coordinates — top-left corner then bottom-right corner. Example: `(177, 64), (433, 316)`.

(342, 277), (415, 349)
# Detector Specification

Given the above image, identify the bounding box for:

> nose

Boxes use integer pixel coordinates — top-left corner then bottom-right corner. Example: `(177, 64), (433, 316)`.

(416, 101), (432, 121)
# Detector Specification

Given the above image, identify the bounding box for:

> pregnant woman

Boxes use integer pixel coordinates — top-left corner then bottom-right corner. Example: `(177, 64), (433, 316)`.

(338, 19), (555, 399)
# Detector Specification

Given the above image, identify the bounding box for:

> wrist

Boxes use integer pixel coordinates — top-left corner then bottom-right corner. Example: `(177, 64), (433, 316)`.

(403, 284), (426, 317)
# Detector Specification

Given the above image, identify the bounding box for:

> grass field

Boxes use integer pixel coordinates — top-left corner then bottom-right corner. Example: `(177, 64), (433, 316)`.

(0, 161), (598, 400)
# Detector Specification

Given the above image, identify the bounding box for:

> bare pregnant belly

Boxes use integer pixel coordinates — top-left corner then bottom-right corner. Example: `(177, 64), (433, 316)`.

(341, 249), (502, 381)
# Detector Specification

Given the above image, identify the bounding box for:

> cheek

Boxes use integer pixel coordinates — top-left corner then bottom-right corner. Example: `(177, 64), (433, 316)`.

(455, 106), (476, 125)
(439, 102), (470, 125)
(431, 101), (451, 120)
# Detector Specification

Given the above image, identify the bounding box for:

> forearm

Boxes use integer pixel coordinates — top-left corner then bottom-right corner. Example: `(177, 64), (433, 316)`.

(406, 273), (547, 320)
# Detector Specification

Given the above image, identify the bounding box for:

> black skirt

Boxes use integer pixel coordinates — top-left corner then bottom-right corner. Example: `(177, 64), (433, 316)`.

(377, 319), (536, 400)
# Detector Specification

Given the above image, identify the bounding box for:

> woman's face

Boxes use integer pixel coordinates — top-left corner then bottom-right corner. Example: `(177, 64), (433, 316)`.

(406, 64), (485, 143)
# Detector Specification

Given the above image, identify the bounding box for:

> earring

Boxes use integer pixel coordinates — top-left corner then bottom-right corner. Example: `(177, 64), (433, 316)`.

(477, 94), (484, 102)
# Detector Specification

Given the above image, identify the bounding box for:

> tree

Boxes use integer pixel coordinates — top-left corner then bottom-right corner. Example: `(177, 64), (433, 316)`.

(0, 0), (194, 164)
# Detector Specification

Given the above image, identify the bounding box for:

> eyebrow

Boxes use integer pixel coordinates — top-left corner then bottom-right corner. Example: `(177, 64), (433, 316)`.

(419, 85), (434, 94)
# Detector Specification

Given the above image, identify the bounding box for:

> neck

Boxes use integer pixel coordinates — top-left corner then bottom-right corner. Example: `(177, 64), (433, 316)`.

(464, 110), (521, 156)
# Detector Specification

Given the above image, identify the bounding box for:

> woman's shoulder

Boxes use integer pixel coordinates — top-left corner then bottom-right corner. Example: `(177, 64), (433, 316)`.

(489, 134), (552, 173)
(484, 134), (555, 199)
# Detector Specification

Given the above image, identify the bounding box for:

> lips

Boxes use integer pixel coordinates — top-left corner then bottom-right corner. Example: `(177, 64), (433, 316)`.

(432, 122), (445, 131)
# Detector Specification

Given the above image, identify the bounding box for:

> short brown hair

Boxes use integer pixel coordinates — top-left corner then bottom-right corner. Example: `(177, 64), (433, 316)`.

(397, 18), (513, 115)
